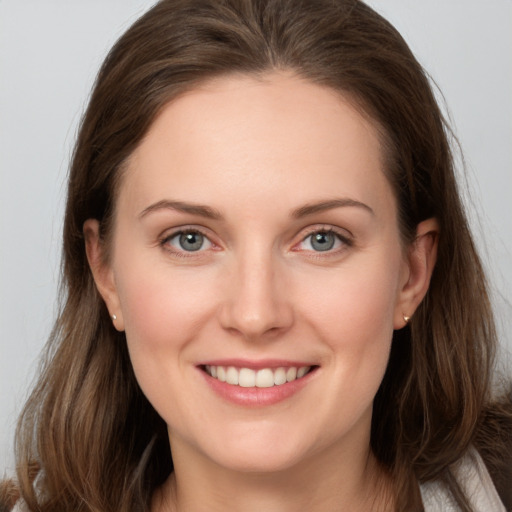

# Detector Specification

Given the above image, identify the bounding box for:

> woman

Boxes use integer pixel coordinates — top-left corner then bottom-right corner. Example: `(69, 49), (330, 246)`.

(1, 0), (511, 510)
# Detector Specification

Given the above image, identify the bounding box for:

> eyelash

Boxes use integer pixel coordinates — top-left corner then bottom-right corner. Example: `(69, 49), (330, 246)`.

(159, 227), (215, 258)
(294, 227), (353, 256)
(158, 225), (353, 258)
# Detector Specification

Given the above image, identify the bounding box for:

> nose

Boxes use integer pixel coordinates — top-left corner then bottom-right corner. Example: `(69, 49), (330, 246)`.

(218, 247), (294, 341)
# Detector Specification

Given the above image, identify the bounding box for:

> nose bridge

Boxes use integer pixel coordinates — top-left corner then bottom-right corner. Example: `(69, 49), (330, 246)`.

(220, 239), (292, 339)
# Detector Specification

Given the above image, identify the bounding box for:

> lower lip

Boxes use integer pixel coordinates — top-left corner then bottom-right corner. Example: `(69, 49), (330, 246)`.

(199, 367), (317, 406)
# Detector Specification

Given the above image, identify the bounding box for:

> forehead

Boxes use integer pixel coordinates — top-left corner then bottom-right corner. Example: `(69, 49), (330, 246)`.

(120, 72), (394, 220)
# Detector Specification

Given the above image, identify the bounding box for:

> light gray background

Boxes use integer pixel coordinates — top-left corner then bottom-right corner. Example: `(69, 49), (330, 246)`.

(1, 1), (511, 473)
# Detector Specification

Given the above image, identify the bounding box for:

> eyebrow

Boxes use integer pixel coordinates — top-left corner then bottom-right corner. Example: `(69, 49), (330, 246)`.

(138, 197), (374, 221)
(291, 198), (374, 218)
(138, 200), (223, 220)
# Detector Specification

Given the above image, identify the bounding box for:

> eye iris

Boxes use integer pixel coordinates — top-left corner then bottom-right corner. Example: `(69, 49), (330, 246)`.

(311, 232), (335, 251)
(179, 232), (204, 251)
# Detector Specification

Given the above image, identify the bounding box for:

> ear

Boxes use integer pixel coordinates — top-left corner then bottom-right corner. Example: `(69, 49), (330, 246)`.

(83, 219), (124, 331)
(394, 218), (439, 329)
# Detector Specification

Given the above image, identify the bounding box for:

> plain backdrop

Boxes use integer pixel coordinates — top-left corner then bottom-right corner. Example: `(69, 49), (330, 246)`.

(1, 1), (511, 473)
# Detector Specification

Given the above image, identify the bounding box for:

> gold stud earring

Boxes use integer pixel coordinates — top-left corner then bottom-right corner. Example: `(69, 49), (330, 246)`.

(403, 315), (410, 324)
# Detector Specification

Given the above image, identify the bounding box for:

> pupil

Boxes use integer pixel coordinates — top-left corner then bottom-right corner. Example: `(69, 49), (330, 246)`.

(180, 232), (203, 251)
(312, 232), (335, 251)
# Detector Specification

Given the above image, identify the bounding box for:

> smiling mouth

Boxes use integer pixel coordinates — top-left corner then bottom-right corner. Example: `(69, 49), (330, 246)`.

(202, 365), (316, 388)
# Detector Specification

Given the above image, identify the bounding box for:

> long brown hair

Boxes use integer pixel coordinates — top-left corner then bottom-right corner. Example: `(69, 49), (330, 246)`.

(2, 1), (511, 510)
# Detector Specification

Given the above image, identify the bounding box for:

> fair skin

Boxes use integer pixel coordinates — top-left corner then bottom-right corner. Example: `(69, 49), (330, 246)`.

(85, 72), (438, 511)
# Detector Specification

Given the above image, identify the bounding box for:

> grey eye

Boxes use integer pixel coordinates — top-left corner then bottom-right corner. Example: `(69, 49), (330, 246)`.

(309, 232), (336, 251)
(178, 232), (205, 251)
(164, 229), (213, 254)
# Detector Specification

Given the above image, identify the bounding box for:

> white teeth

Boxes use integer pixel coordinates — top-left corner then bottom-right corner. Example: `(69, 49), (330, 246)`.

(205, 365), (312, 387)
(286, 367), (297, 382)
(256, 368), (274, 388)
(226, 366), (239, 385)
(217, 366), (226, 382)
(297, 366), (309, 378)
(274, 367), (287, 386)
(239, 368), (256, 387)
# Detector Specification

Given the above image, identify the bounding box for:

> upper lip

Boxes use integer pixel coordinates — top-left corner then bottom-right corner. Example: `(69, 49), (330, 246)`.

(197, 358), (318, 370)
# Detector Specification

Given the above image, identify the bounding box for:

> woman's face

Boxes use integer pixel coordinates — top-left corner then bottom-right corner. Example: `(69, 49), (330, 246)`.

(87, 73), (433, 474)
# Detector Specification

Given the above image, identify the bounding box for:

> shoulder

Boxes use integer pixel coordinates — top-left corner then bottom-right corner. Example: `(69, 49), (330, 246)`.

(9, 499), (29, 512)
(420, 448), (506, 511)
(9, 501), (27, 512)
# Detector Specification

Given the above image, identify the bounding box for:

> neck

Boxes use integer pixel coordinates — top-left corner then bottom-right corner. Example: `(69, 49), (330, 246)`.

(153, 436), (394, 512)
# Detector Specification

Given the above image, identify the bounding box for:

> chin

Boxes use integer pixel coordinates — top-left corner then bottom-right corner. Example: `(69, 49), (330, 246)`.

(211, 449), (305, 474)
(196, 426), (318, 474)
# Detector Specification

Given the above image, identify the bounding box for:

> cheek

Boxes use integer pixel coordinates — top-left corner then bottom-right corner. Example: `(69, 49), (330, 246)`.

(342, 269), (397, 338)
(302, 256), (401, 423)
(116, 257), (215, 342)
(299, 251), (403, 392)
(112, 255), (220, 393)
(302, 254), (401, 341)
(113, 263), (220, 426)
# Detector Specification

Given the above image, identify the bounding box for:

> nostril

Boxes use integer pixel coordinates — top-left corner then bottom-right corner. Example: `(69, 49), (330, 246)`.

(218, 298), (294, 340)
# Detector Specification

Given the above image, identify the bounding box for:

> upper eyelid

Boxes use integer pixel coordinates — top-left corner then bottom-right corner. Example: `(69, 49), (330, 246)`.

(289, 225), (353, 255)
(157, 228), (218, 261)
(298, 224), (353, 241)
(157, 224), (353, 249)
(160, 225), (214, 240)
(159, 225), (218, 251)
